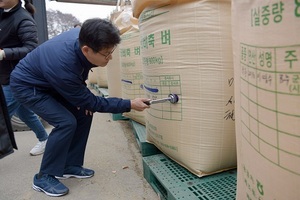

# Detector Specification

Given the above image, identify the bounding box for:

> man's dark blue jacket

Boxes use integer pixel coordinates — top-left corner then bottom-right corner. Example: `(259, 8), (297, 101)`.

(10, 28), (131, 114)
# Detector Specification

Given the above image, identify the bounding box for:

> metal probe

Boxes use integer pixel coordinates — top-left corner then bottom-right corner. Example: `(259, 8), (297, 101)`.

(144, 93), (179, 105)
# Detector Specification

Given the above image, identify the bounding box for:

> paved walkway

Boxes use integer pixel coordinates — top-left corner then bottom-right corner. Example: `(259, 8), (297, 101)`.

(0, 112), (159, 200)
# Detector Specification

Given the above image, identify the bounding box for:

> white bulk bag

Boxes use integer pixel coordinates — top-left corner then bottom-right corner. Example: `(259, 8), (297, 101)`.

(233, 1), (300, 199)
(140, 0), (235, 176)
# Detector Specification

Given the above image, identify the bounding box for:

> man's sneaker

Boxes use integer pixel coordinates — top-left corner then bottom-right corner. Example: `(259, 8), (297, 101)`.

(30, 140), (47, 156)
(57, 166), (95, 179)
(32, 173), (69, 197)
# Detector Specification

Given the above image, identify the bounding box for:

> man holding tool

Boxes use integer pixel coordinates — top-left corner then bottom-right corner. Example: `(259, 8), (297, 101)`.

(10, 18), (150, 197)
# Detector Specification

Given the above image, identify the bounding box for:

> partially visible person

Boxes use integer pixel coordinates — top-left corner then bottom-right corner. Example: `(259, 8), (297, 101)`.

(10, 18), (150, 197)
(0, 86), (17, 159)
(0, 0), (48, 156)
(73, 23), (81, 28)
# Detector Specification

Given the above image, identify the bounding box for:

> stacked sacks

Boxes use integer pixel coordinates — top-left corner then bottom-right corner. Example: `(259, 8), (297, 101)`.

(114, 0), (139, 35)
(232, 1), (300, 199)
(132, 0), (195, 18)
(139, 0), (235, 176)
(96, 67), (108, 88)
(106, 7), (124, 98)
(88, 67), (108, 89)
(87, 69), (97, 86)
(120, 27), (146, 125)
(110, 1), (146, 124)
(106, 1), (135, 99)
(106, 46), (122, 98)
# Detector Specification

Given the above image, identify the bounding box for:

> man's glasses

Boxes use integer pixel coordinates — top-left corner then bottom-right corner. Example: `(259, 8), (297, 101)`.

(98, 46), (117, 60)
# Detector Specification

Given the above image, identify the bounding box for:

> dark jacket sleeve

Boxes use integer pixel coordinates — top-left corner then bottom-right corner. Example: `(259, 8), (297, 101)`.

(4, 19), (38, 60)
(42, 60), (131, 114)
(50, 78), (131, 114)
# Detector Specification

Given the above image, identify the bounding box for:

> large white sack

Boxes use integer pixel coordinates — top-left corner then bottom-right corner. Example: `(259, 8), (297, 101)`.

(232, 1), (300, 199)
(132, 0), (195, 18)
(140, 0), (235, 177)
(120, 28), (146, 125)
(96, 67), (108, 88)
(106, 46), (122, 98)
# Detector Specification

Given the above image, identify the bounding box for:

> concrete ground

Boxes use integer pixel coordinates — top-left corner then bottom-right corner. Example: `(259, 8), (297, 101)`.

(0, 112), (160, 200)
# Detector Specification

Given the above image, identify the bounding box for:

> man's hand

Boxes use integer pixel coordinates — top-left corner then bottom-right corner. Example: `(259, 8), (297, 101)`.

(77, 107), (93, 116)
(130, 98), (150, 111)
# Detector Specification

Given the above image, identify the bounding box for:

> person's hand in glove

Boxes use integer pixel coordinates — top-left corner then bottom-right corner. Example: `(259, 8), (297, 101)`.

(0, 49), (5, 61)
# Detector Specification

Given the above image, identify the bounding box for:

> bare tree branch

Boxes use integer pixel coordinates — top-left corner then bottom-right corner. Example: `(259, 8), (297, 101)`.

(46, 9), (81, 39)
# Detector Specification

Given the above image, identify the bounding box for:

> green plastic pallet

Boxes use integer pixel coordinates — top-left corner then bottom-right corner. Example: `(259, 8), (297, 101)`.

(89, 83), (109, 97)
(89, 83), (100, 95)
(94, 85), (109, 97)
(143, 154), (237, 200)
(89, 84), (127, 121)
(98, 87), (109, 97)
(130, 120), (161, 157)
(110, 113), (128, 121)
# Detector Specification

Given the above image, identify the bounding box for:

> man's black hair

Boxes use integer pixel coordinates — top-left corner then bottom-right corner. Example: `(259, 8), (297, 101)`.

(79, 18), (121, 52)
